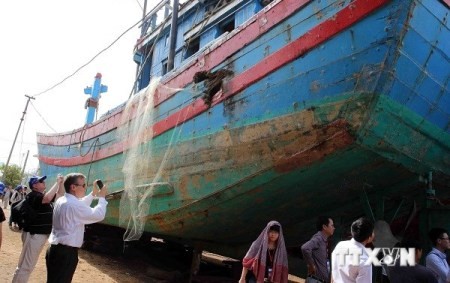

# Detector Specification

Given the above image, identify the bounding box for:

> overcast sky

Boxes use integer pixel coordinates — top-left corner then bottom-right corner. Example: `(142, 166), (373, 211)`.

(0, 0), (146, 172)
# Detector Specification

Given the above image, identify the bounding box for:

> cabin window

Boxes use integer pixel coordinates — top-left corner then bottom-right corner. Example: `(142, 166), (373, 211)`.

(164, 34), (170, 47)
(184, 37), (200, 59)
(162, 60), (168, 75)
(218, 18), (235, 36)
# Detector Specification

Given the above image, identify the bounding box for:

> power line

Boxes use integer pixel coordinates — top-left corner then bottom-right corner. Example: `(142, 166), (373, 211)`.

(32, 16), (144, 98)
(135, 0), (144, 11)
(29, 101), (57, 133)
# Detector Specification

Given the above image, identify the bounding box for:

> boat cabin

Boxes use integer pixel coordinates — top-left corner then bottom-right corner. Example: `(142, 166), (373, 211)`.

(134, 0), (271, 91)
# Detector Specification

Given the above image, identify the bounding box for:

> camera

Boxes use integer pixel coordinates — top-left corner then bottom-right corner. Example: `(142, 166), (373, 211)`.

(96, 180), (104, 189)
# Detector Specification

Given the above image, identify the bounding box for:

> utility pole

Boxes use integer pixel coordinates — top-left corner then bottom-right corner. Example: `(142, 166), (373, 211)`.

(21, 150), (30, 178)
(4, 95), (35, 176)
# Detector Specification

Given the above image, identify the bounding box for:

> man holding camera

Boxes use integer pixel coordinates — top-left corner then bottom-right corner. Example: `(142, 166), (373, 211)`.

(46, 173), (108, 283)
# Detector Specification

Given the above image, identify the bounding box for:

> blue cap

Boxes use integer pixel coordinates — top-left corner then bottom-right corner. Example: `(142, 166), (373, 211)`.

(28, 175), (47, 188)
(0, 182), (4, 190)
(15, 185), (23, 191)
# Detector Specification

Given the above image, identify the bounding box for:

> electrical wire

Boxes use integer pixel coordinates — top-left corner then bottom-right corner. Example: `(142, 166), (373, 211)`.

(32, 16), (145, 98)
(135, 0), (144, 11)
(31, 0), (226, 100)
(29, 101), (58, 133)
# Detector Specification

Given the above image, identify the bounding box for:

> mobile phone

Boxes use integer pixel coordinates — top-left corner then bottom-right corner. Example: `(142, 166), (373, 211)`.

(96, 180), (104, 189)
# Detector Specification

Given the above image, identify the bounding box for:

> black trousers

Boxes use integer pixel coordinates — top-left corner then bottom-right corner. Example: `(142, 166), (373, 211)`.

(46, 244), (79, 283)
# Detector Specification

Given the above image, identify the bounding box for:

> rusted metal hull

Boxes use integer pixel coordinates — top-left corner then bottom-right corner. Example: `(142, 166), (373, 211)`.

(37, 0), (450, 258)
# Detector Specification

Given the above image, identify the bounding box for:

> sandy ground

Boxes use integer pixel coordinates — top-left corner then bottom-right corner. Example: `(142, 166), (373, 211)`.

(0, 207), (157, 283)
(0, 208), (305, 283)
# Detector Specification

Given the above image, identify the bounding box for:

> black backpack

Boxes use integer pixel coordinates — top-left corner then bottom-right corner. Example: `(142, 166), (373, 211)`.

(11, 196), (37, 229)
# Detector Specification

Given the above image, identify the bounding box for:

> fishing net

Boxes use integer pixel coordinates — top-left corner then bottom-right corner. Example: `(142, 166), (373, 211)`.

(117, 78), (187, 241)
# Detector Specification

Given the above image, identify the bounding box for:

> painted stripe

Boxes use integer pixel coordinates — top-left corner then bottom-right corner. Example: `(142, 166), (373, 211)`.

(38, 0), (389, 146)
(38, 0), (389, 166)
(38, 0), (312, 146)
(154, 0), (313, 105)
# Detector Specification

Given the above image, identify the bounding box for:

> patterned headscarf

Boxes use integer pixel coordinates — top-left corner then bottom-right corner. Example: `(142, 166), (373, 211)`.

(242, 220), (289, 283)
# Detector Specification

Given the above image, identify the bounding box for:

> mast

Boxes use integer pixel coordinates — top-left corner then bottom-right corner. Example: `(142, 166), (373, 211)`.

(167, 0), (179, 71)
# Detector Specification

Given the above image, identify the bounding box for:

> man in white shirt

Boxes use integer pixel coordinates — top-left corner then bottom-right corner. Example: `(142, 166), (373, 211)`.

(45, 173), (108, 283)
(331, 217), (375, 283)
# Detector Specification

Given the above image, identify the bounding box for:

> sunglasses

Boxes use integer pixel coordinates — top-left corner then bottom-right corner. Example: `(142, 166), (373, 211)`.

(74, 183), (86, 188)
(38, 180), (45, 183)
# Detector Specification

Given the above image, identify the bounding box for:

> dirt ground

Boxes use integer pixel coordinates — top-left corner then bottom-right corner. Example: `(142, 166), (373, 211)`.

(0, 208), (304, 283)
(0, 207), (159, 283)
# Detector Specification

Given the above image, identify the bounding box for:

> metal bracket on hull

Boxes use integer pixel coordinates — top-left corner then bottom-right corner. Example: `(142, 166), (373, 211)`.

(105, 182), (174, 201)
(360, 183), (408, 224)
(137, 182), (174, 197)
(360, 183), (375, 222)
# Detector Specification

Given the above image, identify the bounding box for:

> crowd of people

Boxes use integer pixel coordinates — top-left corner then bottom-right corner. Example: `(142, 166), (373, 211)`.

(239, 217), (448, 283)
(0, 175), (448, 283)
(0, 173), (108, 283)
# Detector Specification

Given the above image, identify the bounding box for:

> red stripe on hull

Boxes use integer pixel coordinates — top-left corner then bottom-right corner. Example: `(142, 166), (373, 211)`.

(154, 0), (313, 105)
(38, 0), (313, 146)
(38, 0), (389, 166)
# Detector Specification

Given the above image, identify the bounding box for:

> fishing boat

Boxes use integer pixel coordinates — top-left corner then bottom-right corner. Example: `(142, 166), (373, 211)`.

(37, 0), (450, 260)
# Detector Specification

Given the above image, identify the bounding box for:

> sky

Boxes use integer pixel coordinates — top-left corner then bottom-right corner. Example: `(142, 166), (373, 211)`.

(0, 0), (147, 173)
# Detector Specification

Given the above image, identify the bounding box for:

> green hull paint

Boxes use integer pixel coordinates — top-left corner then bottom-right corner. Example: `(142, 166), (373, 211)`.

(71, 93), (448, 257)
(359, 95), (450, 174)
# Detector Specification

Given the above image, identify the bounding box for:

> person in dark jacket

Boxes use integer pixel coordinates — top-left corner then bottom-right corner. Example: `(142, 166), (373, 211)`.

(388, 240), (437, 283)
(12, 175), (64, 283)
(301, 216), (335, 282)
(0, 206), (6, 250)
(9, 185), (27, 228)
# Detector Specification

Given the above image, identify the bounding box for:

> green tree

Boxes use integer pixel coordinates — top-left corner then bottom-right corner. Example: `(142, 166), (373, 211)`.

(0, 164), (22, 187)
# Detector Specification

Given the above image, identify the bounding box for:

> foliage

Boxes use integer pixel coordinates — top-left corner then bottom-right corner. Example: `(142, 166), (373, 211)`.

(0, 164), (23, 187)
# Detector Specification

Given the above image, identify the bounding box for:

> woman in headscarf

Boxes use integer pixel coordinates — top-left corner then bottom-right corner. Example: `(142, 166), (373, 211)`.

(238, 220), (289, 283)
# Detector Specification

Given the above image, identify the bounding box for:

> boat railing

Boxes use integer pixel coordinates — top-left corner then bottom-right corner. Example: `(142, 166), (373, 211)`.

(139, 0), (172, 36)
